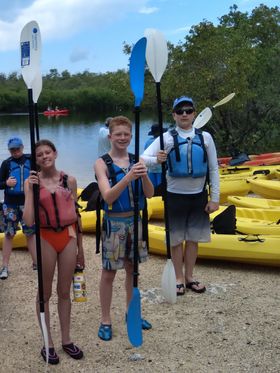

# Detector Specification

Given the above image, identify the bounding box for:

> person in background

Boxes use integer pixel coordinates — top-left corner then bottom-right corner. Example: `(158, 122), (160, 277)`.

(142, 96), (220, 295)
(94, 116), (154, 341)
(144, 123), (167, 189)
(0, 137), (36, 279)
(98, 117), (113, 157)
(23, 139), (84, 364)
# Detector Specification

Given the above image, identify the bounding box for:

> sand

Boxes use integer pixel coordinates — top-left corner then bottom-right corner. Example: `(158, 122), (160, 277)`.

(0, 233), (280, 373)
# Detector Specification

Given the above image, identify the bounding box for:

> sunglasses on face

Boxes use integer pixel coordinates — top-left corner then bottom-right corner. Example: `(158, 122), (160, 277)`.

(175, 108), (195, 115)
(9, 147), (21, 151)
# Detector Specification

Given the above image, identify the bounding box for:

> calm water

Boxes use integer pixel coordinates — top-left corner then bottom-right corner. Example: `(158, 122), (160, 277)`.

(0, 112), (172, 188)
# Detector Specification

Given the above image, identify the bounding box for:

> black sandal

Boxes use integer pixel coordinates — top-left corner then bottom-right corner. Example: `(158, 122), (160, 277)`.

(41, 347), (59, 365)
(186, 281), (206, 293)
(62, 343), (84, 360)
(176, 283), (185, 296)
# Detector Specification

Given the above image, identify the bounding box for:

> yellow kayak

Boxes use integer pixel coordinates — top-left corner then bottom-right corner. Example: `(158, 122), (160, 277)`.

(219, 164), (279, 176)
(247, 179), (280, 199)
(227, 195), (280, 209)
(148, 224), (280, 267)
(0, 231), (27, 249)
(274, 169), (280, 180)
(211, 205), (280, 222)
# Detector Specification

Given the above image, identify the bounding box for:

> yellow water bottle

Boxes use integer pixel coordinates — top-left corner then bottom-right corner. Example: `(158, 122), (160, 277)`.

(73, 267), (87, 302)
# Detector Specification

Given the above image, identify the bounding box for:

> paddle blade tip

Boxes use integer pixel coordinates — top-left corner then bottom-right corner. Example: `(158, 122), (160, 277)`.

(161, 260), (177, 304)
(127, 288), (143, 347)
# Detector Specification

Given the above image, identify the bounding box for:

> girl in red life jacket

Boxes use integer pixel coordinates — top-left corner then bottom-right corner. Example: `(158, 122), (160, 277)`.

(23, 139), (84, 364)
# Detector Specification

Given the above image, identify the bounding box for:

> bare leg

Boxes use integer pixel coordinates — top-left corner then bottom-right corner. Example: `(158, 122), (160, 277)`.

(36, 238), (57, 348)
(124, 260), (133, 310)
(57, 238), (77, 345)
(99, 269), (116, 325)
(26, 234), (37, 265)
(171, 242), (184, 284)
(185, 241), (205, 291)
(2, 235), (13, 268)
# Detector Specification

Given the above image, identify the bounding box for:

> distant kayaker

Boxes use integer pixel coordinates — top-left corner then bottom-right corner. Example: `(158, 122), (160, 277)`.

(0, 137), (37, 280)
(144, 123), (167, 189)
(97, 117), (112, 157)
(142, 95), (220, 295)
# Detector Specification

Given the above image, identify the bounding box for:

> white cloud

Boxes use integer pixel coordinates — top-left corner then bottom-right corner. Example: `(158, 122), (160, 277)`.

(139, 6), (159, 14)
(70, 47), (90, 63)
(0, 0), (148, 52)
(166, 26), (191, 36)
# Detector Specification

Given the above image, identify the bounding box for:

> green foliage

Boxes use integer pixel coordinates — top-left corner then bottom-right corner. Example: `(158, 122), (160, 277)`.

(0, 4), (279, 154)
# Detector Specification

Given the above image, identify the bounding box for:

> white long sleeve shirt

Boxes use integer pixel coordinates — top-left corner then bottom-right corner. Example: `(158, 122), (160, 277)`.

(141, 126), (220, 202)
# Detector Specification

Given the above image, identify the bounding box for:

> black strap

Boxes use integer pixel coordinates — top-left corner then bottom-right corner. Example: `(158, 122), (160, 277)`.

(142, 198), (149, 252)
(195, 128), (210, 190)
(95, 194), (102, 254)
(101, 153), (117, 185)
(170, 129), (180, 161)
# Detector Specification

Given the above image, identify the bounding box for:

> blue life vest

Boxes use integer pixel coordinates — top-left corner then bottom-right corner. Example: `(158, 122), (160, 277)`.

(168, 129), (208, 178)
(6, 156), (31, 195)
(101, 153), (145, 213)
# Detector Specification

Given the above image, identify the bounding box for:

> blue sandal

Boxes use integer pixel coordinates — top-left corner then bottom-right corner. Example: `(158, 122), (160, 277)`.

(98, 324), (112, 341)
(141, 318), (152, 330)
(125, 314), (152, 330)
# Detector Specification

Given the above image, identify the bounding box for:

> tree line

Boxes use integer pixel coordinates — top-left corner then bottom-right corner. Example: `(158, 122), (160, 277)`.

(0, 4), (279, 155)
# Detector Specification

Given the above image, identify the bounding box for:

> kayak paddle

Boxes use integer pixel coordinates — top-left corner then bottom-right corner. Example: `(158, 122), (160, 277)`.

(20, 20), (49, 363)
(194, 93), (236, 129)
(127, 36), (147, 348)
(145, 28), (176, 304)
(32, 70), (43, 141)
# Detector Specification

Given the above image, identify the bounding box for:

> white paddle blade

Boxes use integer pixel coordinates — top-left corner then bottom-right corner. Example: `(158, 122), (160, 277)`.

(161, 259), (177, 304)
(32, 70), (43, 103)
(20, 20), (41, 89)
(193, 107), (212, 129)
(145, 28), (168, 82)
(40, 312), (49, 364)
(213, 92), (235, 109)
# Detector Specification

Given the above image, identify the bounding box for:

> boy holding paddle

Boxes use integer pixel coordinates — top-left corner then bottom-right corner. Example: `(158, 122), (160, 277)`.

(94, 115), (154, 341)
(142, 96), (220, 295)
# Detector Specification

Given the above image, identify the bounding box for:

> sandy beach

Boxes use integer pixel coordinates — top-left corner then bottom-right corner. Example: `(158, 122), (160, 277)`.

(0, 233), (280, 373)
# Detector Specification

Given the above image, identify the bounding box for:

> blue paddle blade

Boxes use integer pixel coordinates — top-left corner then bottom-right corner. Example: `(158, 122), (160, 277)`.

(127, 287), (143, 347)
(129, 37), (147, 107)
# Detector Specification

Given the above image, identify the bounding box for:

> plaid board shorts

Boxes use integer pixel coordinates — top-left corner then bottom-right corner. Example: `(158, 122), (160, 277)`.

(101, 214), (148, 270)
(1, 204), (35, 237)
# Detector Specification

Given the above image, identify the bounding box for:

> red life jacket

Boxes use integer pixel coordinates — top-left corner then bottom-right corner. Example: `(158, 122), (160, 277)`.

(39, 173), (77, 231)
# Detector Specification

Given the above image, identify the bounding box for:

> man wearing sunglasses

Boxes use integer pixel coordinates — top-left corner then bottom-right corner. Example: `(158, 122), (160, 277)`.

(141, 96), (219, 295)
(0, 137), (36, 280)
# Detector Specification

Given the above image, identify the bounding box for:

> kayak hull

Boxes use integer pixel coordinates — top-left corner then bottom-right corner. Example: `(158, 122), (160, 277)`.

(227, 195), (280, 209)
(148, 224), (280, 267)
(247, 179), (280, 199)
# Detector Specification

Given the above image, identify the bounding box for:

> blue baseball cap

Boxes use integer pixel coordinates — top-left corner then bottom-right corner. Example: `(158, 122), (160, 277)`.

(172, 96), (194, 110)
(7, 137), (23, 149)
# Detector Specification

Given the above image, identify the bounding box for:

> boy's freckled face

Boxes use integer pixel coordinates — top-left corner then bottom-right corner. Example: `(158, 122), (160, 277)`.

(109, 125), (132, 148)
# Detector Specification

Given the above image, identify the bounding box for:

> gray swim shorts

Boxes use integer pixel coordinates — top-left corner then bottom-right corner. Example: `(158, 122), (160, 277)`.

(167, 190), (211, 246)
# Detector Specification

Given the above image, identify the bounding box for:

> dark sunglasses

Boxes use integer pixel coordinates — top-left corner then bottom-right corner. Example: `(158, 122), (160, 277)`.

(175, 108), (194, 115)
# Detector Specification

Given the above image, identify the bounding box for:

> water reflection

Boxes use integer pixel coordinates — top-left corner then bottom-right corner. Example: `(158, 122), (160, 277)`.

(0, 112), (172, 187)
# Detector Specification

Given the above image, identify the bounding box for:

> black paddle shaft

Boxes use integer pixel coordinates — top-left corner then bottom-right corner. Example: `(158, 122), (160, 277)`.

(28, 88), (44, 313)
(156, 83), (171, 259)
(133, 106), (141, 288)
(34, 102), (40, 141)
